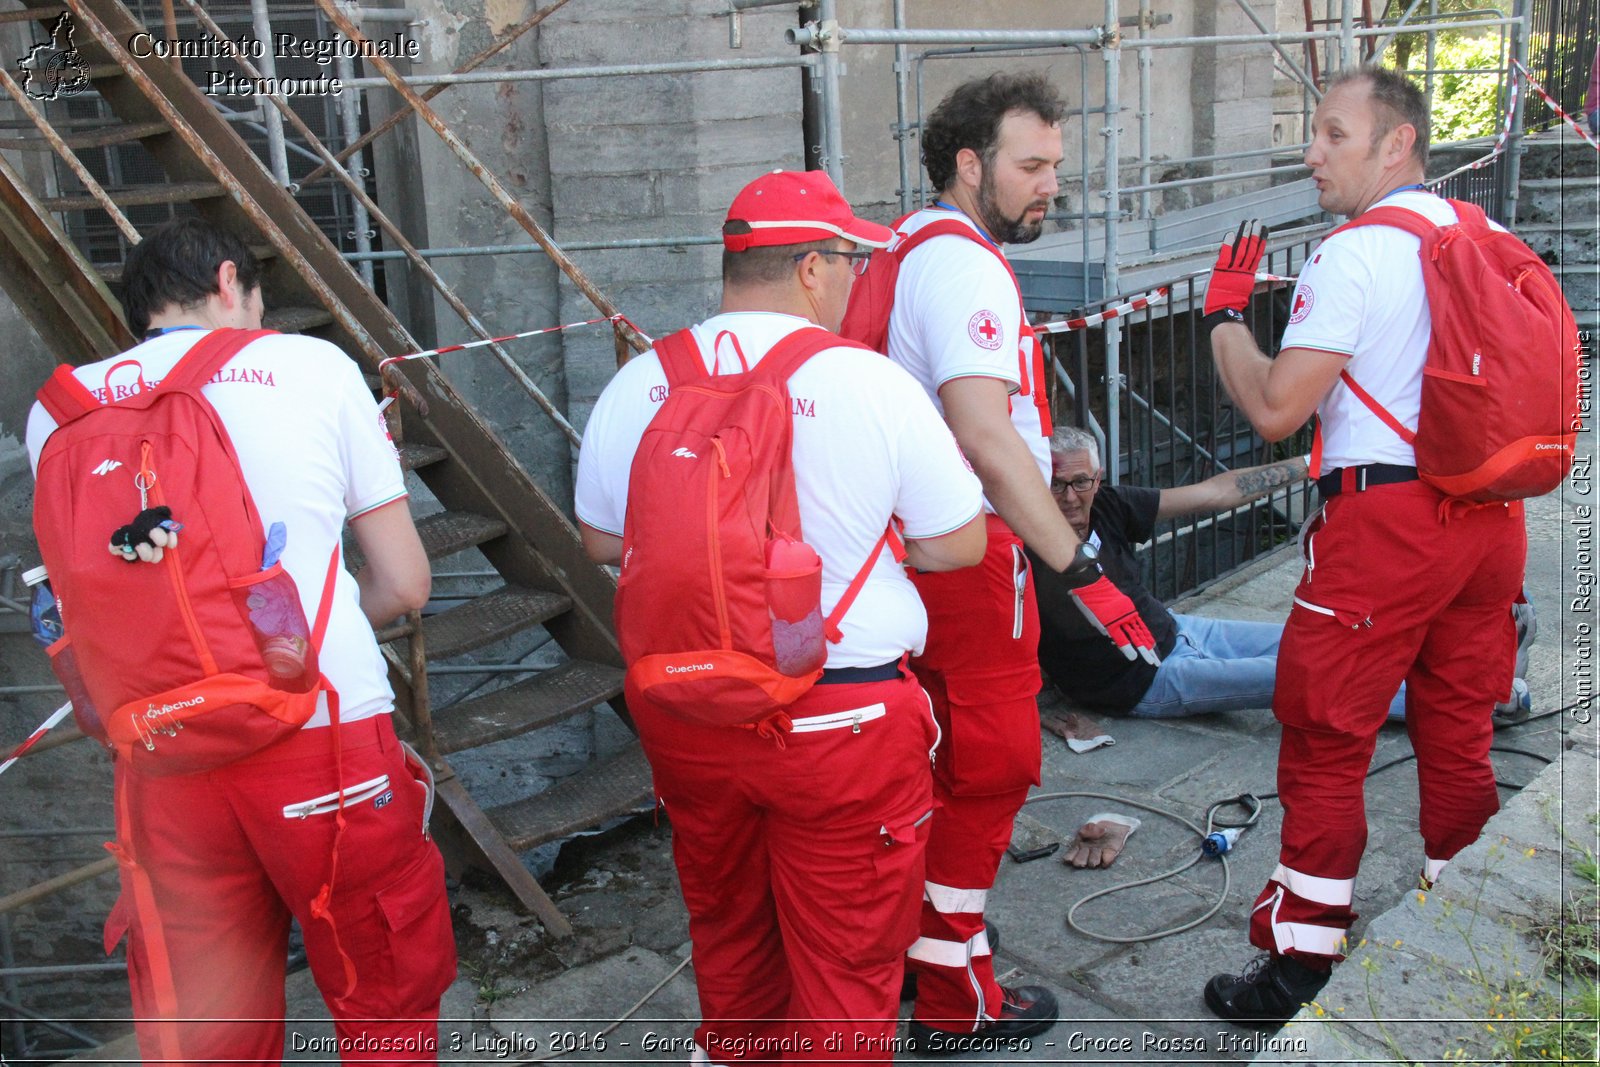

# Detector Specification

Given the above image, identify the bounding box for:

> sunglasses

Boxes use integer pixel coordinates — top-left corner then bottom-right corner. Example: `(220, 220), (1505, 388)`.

(794, 249), (874, 276)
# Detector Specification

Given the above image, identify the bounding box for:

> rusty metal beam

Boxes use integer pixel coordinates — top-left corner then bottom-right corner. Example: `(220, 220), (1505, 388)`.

(0, 67), (140, 242)
(297, 0), (576, 190)
(313, 0), (649, 356)
(180, 0), (580, 448)
(0, 152), (134, 360)
(0, 856), (117, 916)
(63, 0), (400, 364)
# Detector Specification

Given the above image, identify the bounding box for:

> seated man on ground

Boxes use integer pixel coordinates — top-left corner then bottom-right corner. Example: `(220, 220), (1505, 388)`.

(1032, 426), (1534, 722)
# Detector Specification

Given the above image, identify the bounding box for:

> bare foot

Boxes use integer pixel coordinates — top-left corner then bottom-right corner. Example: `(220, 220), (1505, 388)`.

(1064, 813), (1141, 868)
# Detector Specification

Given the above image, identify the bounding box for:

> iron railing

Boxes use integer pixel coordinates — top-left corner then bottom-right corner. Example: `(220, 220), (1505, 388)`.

(1525, 0), (1595, 133)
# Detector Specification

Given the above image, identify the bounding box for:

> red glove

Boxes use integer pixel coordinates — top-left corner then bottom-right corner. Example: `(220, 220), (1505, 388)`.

(1202, 219), (1267, 323)
(1069, 575), (1161, 665)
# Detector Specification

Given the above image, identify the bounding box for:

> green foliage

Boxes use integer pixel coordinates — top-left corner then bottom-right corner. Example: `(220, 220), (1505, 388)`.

(1390, 34), (1508, 143)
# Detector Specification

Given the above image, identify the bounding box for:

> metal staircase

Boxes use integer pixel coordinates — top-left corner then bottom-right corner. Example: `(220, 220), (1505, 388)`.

(0, 0), (650, 937)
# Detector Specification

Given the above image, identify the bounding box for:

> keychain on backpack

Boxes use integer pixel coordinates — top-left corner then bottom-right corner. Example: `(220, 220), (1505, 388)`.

(109, 506), (183, 563)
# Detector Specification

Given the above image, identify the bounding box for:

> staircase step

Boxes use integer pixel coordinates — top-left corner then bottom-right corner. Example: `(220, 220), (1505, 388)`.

(264, 305), (335, 334)
(100, 243), (274, 284)
(397, 443), (448, 472)
(488, 741), (653, 853)
(346, 509), (506, 573)
(431, 659), (624, 756)
(404, 584), (572, 660)
(0, 120), (169, 151)
(1516, 180), (1597, 226)
(416, 510), (508, 562)
(39, 180), (225, 212)
(1516, 224), (1597, 267)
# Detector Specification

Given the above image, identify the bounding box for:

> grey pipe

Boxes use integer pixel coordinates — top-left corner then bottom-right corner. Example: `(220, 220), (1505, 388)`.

(249, 0), (290, 185)
(344, 235), (723, 261)
(1230, 0), (1322, 99)
(816, 0), (845, 189)
(341, 54), (816, 90)
(791, 26), (1104, 48)
(1101, 0), (1121, 486)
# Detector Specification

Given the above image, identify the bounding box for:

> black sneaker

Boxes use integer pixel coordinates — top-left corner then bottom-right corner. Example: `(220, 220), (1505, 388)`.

(905, 984), (1058, 1057)
(1204, 954), (1330, 1025)
(899, 919), (1001, 1002)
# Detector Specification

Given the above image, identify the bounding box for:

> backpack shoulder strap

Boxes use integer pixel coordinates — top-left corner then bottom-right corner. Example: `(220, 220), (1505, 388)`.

(1329, 204), (1436, 241)
(36, 364), (104, 425)
(893, 217), (999, 263)
(160, 328), (277, 392)
(756, 327), (872, 383)
(652, 328), (709, 390)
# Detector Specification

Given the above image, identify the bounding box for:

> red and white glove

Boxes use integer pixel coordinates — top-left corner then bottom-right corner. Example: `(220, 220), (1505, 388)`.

(1202, 219), (1267, 331)
(1069, 575), (1161, 665)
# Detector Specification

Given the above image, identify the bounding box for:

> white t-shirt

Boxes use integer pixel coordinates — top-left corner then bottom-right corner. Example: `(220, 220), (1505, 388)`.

(27, 330), (407, 728)
(575, 312), (982, 667)
(886, 207), (1053, 502)
(1281, 190), (1490, 471)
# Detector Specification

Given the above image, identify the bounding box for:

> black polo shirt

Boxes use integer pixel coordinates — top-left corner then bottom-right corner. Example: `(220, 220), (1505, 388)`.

(1030, 484), (1179, 712)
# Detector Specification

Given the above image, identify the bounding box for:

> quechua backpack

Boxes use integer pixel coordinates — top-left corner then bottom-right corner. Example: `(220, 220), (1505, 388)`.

(839, 214), (1053, 436)
(31, 329), (340, 775)
(1329, 199), (1581, 503)
(615, 326), (897, 729)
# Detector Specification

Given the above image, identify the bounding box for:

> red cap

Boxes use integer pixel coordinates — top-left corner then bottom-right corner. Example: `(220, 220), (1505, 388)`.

(722, 170), (894, 252)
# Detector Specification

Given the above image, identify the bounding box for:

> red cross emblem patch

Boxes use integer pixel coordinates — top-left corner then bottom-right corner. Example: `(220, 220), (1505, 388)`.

(1288, 285), (1314, 325)
(967, 309), (1003, 350)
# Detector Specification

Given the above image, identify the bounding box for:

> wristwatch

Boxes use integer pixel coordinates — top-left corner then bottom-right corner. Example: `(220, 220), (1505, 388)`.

(1062, 541), (1102, 586)
(1202, 307), (1246, 332)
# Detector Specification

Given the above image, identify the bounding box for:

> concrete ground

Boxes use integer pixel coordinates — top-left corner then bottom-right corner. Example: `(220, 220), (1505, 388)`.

(67, 462), (1596, 1065)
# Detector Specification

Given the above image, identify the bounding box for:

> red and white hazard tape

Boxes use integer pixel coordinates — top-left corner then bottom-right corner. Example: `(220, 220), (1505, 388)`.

(0, 702), (72, 780)
(376, 313), (645, 409)
(1426, 78), (1522, 187)
(1035, 270), (1299, 335)
(1513, 59), (1599, 151)
(1036, 288), (1169, 334)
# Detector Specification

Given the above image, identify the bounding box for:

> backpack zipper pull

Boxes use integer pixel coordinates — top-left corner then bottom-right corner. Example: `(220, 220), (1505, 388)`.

(710, 436), (731, 478)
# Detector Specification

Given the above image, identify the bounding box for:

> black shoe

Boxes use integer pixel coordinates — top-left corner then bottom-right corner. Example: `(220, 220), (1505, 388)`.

(1204, 954), (1330, 1025)
(899, 919), (1001, 1002)
(904, 984), (1058, 1057)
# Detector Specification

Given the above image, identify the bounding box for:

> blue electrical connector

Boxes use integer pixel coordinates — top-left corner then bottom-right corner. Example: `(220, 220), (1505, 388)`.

(1202, 827), (1244, 857)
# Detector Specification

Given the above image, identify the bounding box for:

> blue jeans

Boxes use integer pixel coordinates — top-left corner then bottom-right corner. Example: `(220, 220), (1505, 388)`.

(1590, 109), (1599, 137)
(1128, 613), (1406, 720)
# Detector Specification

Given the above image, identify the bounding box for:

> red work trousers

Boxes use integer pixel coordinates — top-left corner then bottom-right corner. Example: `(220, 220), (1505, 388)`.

(1250, 482), (1525, 963)
(906, 517), (1043, 1029)
(109, 715), (458, 1065)
(634, 671), (938, 1065)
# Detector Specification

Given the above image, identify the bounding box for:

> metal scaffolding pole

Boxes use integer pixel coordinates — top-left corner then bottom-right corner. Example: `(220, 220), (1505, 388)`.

(816, 0), (845, 188)
(1102, 0), (1122, 485)
(1505, 0), (1528, 224)
(792, 26), (1104, 48)
(1137, 0), (1152, 220)
(339, 54), (817, 91)
(248, 0), (290, 185)
(893, 0), (912, 213)
(1231, 0), (1323, 99)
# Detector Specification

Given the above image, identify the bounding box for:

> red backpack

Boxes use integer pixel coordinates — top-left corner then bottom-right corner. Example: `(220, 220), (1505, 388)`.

(31, 329), (340, 775)
(839, 214), (1053, 436)
(1328, 199), (1581, 503)
(615, 327), (898, 729)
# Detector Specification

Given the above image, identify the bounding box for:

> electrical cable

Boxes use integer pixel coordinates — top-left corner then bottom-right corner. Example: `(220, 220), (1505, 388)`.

(1023, 790), (1261, 944)
(1032, 709), (1570, 945)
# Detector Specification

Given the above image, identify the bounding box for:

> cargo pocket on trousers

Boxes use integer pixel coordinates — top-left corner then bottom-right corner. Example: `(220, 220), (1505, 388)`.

(375, 847), (457, 1011)
(939, 668), (1043, 796)
(846, 809), (933, 967)
(1279, 594), (1378, 734)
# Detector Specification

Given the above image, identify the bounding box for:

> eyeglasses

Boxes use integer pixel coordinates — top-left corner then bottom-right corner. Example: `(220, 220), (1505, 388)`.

(794, 249), (873, 276)
(1050, 473), (1101, 495)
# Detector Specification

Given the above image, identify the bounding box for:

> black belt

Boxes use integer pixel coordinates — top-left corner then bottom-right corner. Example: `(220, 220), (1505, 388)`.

(1316, 463), (1419, 498)
(817, 661), (903, 685)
